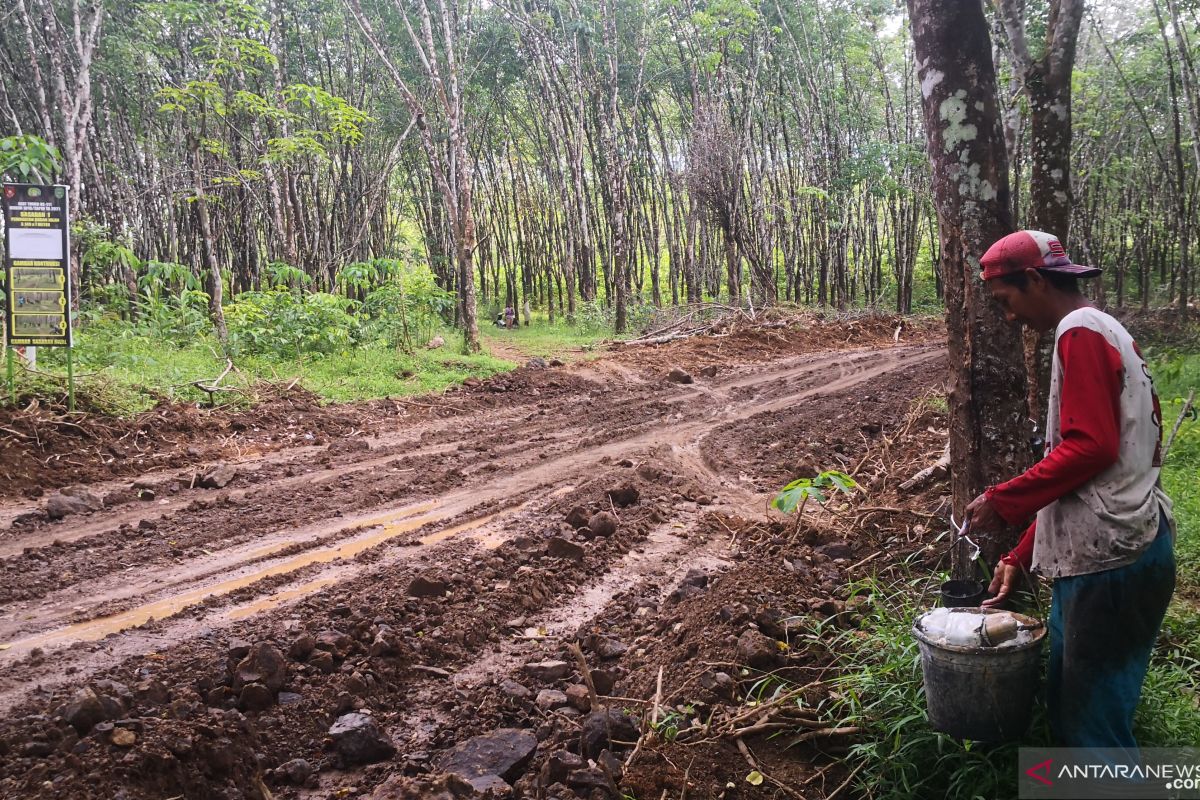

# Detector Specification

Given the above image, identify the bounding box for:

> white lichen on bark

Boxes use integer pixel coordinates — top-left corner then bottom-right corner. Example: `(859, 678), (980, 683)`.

(939, 89), (979, 153)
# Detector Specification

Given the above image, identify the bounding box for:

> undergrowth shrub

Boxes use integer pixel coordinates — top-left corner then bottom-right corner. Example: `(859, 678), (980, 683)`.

(225, 290), (361, 357)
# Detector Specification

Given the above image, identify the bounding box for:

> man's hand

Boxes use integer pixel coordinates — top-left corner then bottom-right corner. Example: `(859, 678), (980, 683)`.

(981, 560), (1022, 608)
(964, 492), (1006, 533)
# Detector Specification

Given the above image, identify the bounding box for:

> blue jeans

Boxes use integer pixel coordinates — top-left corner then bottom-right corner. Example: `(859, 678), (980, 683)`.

(1047, 514), (1175, 749)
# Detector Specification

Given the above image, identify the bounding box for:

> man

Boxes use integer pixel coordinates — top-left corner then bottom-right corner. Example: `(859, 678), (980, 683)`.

(964, 230), (1175, 750)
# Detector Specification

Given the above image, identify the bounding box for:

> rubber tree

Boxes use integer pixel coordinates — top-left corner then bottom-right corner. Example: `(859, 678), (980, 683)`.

(347, 0), (482, 352)
(907, 0), (1031, 564)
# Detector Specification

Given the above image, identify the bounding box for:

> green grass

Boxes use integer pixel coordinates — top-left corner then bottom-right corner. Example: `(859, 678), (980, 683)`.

(3, 312), (620, 415)
(1137, 351), (1200, 746)
(810, 569), (1046, 800)
(478, 314), (615, 359)
(806, 350), (1200, 799)
(10, 322), (512, 414)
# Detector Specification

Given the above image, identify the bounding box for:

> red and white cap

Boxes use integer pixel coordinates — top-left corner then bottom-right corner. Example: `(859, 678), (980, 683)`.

(980, 230), (1101, 281)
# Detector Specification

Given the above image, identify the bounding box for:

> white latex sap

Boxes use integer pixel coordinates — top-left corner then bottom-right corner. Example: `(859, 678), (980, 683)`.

(918, 608), (1039, 648)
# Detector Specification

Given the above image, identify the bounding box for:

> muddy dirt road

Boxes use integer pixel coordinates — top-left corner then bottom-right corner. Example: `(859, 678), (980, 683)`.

(0, 318), (948, 800)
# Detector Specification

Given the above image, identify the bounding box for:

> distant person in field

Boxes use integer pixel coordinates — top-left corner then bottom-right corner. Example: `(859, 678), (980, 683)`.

(964, 230), (1174, 751)
(504, 304), (516, 330)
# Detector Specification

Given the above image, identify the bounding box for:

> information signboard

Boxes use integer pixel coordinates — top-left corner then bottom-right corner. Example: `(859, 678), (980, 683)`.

(3, 183), (71, 347)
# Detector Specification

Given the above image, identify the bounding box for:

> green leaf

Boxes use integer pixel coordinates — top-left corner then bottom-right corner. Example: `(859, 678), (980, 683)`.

(745, 770), (764, 786)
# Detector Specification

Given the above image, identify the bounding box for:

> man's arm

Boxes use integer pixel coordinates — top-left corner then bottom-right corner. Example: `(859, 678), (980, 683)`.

(985, 326), (1124, 525)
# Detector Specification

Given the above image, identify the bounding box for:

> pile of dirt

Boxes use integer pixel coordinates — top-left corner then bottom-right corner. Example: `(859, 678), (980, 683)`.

(0, 367), (597, 502)
(610, 310), (944, 377)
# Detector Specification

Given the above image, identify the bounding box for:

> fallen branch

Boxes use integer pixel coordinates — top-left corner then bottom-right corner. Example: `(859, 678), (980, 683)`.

(1163, 388), (1196, 462)
(192, 359), (236, 407)
(898, 440), (950, 491)
(788, 725), (861, 746)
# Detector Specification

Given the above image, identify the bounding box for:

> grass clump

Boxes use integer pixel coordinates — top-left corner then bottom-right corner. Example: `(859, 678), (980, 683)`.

(809, 568), (1045, 800)
(480, 318), (612, 360)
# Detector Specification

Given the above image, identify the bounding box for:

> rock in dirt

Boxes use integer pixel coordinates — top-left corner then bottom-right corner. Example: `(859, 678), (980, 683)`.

(545, 537), (585, 562)
(134, 679), (170, 705)
(568, 764), (619, 797)
(310, 651), (336, 673)
(233, 643), (287, 692)
(408, 575), (449, 598)
(370, 773), (485, 800)
(329, 712), (396, 765)
(564, 506), (591, 529)
(22, 741), (53, 758)
(668, 568), (711, 602)
(198, 463), (238, 489)
(541, 750), (584, 784)
(605, 485), (640, 508)
(590, 669), (620, 697)
(46, 491), (100, 520)
(499, 679), (533, 701)
(60, 688), (120, 734)
(535, 689), (568, 711)
(736, 630), (781, 670)
(582, 635), (627, 660)
(699, 671), (735, 696)
(315, 629), (354, 658)
(753, 608), (805, 640)
(564, 685), (591, 712)
(438, 728), (538, 784)
(526, 357), (548, 369)
(666, 367), (693, 385)
(579, 710), (639, 759)
(227, 638), (252, 662)
(238, 683), (275, 712)
(110, 728), (137, 747)
(275, 757), (313, 786)
(698, 365), (719, 378)
(289, 633), (316, 661)
(523, 660), (571, 683)
(586, 511), (618, 538)
(327, 438), (370, 455)
(370, 627), (402, 657)
(817, 541), (854, 560)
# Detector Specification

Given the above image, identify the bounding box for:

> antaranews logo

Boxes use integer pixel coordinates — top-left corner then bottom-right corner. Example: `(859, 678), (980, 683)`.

(1020, 748), (1200, 799)
(1026, 759), (1054, 787)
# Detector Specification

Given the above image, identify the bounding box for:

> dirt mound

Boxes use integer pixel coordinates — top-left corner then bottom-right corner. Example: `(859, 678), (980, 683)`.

(609, 310), (943, 376)
(0, 368), (594, 502)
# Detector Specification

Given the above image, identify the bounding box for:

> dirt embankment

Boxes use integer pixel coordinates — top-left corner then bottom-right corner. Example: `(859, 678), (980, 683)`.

(0, 313), (952, 800)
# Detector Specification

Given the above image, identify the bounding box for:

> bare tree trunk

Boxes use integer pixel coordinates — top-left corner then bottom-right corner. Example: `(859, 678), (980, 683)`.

(908, 0), (1031, 563)
(188, 133), (228, 344)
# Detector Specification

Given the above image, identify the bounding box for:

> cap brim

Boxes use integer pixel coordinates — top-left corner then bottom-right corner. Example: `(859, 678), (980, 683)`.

(1042, 263), (1102, 278)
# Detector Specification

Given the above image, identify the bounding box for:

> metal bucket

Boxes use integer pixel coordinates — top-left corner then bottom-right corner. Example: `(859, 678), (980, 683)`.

(912, 608), (1046, 741)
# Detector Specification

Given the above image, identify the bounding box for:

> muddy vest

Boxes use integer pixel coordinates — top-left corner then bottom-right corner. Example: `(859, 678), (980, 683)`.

(1033, 308), (1174, 578)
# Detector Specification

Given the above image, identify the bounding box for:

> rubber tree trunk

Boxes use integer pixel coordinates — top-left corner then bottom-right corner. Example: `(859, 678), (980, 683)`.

(908, 0), (1032, 564)
(189, 134), (228, 346)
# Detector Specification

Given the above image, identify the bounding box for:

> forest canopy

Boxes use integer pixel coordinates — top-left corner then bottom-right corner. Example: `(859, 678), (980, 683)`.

(1, 0), (1195, 346)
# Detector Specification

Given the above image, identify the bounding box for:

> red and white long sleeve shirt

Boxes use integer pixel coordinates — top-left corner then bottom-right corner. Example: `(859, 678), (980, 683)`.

(986, 307), (1173, 578)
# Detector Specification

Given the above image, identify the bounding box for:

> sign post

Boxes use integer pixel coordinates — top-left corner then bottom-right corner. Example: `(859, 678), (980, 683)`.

(2, 183), (72, 409)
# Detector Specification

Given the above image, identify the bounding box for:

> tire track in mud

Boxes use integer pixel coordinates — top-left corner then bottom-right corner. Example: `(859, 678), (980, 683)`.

(0, 344), (941, 713)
